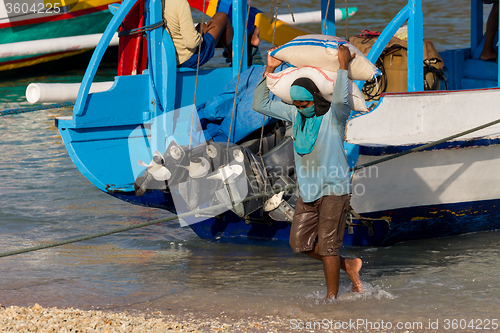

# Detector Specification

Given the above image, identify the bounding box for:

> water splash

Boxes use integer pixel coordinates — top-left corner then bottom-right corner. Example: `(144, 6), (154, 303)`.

(305, 281), (396, 304)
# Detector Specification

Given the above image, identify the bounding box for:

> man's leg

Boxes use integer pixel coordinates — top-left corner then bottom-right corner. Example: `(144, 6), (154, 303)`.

(322, 255), (341, 299)
(481, 2), (499, 61)
(304, 244), (362, 293)
(204, 12), (233, 57)
(341, 257), (363, 292)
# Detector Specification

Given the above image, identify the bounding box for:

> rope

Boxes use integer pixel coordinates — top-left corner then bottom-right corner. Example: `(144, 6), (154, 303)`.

(268, 0), (295, 28)
(0, 184), (295, 259)
(0, 102), (75, 117)
(226, 0), (252, 149)
(321, 0), (331, 35)
(272, 4), (278, 46)
(344, 0), (349, 40)
(256, 115), (268, 193)
(189, 0), (207, 148)
(118, 21), (164, 37)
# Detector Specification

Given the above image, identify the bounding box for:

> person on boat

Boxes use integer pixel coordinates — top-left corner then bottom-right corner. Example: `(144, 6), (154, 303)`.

(481, 0), (499, 61)
(163, 0), (260, 68)
(252, 45), (362, 299)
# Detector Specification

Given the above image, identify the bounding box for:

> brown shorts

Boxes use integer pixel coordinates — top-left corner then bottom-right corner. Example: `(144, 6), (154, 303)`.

(289, 194), (350, 256)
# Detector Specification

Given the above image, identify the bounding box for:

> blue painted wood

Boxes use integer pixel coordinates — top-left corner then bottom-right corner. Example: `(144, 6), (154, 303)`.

(232, 0), (248, 76)
(148, 0), (167, 154)
(176, 68), (233, 108)
(108, 3), (120, 15)
(461, 77), (499, 89)
(438, 50), (455, 90)
(465, 58), (498, 81)
(74, 0), (139, 119)
(321, 0), (335, 36)
(471, 0), (483, 55)
(454, 48), (468, 89)
(58, 125), (145, 192)
(345, 141), (359, 170)
(498, 2), (500, 87)
(62, 75), (149, 129)
(407, 0), (423, 92)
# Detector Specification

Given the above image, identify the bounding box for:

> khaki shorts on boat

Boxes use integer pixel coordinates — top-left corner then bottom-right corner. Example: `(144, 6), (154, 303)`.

(289, 194), (350, 256)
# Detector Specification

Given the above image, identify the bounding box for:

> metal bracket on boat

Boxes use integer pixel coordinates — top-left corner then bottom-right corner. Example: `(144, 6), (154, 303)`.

(244, 217), (275, 226)
(262, 174), (298, 223)
(346, 208), (391, 236)
(263, 192), (295, 223)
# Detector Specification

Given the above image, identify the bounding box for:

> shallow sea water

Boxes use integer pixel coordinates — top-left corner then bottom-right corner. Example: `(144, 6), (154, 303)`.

(1, 0), (500, 331)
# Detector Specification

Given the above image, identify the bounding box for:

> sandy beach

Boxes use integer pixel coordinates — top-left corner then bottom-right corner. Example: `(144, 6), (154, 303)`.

(0, 303), (448, 333)
(0, 303), (293, 332)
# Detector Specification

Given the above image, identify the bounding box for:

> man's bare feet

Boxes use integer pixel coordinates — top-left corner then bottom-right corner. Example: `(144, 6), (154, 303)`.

(250, 26), (260, 47)
(480, 49), (498, 62)
(344, 258), (362, 292)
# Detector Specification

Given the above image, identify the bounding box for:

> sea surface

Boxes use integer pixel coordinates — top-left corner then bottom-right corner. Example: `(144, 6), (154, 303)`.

(1, 0), (500, 331)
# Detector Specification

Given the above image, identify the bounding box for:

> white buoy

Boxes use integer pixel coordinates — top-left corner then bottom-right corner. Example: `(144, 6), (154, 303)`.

(26, 81), (114, 104)
(277, 7), (357, 24)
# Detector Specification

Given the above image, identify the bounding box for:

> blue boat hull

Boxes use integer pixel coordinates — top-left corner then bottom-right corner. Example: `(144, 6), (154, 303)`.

(109, 189), (500, 246)
(111, 190), (390, 246)
(363, 198), (500, 246)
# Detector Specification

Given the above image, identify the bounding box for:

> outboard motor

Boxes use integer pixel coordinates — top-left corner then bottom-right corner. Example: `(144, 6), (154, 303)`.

(133, 136), (300, 224)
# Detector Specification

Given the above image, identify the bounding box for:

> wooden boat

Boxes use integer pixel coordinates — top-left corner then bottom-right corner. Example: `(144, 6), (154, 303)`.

(55, 0), (500, 246)
(342, 0), (500, 245)
(0, 0), (355, 73)
(0, 0), (121, 72)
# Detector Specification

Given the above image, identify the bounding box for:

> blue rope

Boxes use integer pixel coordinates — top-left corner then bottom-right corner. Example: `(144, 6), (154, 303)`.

(0, 102), (75, 117)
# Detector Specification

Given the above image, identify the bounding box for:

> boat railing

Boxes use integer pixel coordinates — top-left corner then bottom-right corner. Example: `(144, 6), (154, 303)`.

(358, 0), (500, 91)
(357, 0), (423, 93)
(73, 0), (139, 120)
(71, 0), (250, 155)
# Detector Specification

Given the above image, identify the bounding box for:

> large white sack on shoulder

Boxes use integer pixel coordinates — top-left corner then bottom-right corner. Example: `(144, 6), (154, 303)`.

(266, 66), (368, 112)
(269, 34), (381, 81)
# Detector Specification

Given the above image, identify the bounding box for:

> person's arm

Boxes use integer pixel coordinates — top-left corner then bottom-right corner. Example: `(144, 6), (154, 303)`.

(178, 0), (202, 50)
(252, 49), (295, 122)
(332, 45), (355, 123)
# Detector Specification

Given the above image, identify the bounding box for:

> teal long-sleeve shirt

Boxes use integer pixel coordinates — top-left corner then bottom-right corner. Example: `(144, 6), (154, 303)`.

(252, 69), (352, 202)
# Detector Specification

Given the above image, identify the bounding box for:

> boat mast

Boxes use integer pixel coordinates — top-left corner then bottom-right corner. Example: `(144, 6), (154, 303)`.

(232, 0), (248, 76)
(321, 0), (336, 36)
(407, 0), (423, 92)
